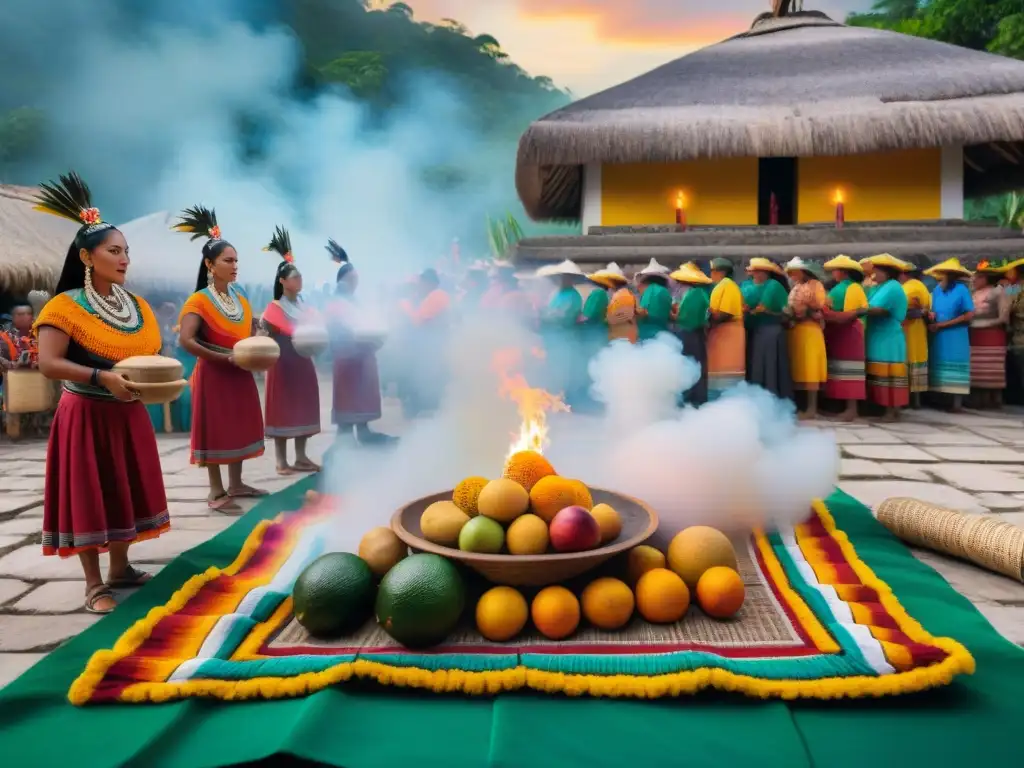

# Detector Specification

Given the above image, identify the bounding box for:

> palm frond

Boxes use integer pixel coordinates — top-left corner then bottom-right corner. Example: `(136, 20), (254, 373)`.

(263, 226), (293, 262)
(172, 205), (221, 241)
(33, 171), (100, 224)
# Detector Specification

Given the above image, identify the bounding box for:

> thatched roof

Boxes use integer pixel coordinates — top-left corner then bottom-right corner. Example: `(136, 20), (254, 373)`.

(517, 11), (1024, 220)
(0, 184), (79, 295)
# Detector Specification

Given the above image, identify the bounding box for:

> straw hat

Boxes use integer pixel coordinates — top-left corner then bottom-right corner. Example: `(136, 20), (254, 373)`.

(784, 257), (815, 275)
(637, 258), (671, 276)
(975, 259), (1009, 275)
(866, 253), (913, 272)
(670, 262), (712, 285)
(536, 259), (586, 278)
(589, 262), (628, 287)
(1004, 257), (1024, 272)
(709, 257), (733, 272)
(923, 257), (972, 278)
(746, 257), (784, 276)
(823, 255), (864, 274)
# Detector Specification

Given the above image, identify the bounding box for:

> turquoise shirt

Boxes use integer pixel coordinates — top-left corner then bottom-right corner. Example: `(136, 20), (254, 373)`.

(866, 278), (908, 363)
(639, 283), (672, 340)
(545, 287), (582, 328)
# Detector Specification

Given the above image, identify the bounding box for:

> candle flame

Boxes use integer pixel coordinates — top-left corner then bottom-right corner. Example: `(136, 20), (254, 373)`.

(490, 347), (569, 459)
(833, 188), (844, 204)
(675, 191), (686, 209)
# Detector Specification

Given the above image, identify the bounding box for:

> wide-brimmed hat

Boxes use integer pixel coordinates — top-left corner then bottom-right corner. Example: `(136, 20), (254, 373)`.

(589, 262), (629, 287)
(866, 253), (912, 272)
(637, 258), (671, 277)
(784, 257), (816, 275)
(823, 255), (864, 274)
(975, 259), (1009, 275)
(923, 257), (972, 278)
(1003, 257), (1024, 273)
(709, 257), (733, 272)
(746, 257), (784, 276)
(670, 262), (712, 285)
(536, 259), (586, 279)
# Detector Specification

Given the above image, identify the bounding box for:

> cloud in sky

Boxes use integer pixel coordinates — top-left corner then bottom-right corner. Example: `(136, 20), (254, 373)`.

(403, 0), (874, 94)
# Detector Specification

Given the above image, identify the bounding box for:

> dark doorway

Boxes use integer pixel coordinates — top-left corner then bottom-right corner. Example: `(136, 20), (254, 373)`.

(758, 157), (797, 225)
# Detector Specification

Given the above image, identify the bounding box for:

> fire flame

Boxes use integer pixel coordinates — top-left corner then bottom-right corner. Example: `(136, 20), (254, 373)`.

(491, 347), (569, 458)
(833, 188), (844, 205)
(675, 191), (686, 209)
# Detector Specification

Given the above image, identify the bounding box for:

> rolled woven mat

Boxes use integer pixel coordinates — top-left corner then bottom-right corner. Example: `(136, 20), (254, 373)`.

(876, 497), (1024, 582)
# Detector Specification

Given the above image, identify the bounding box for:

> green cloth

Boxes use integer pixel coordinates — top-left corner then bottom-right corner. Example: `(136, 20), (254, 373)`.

(675, 287), (710, 332)
(581, 288), (609, 323)
(740, 278), (760, 308)
(829, 279), (850, 312)
(1, 486), (1022, 768)
(638, 283), (672, 340)
(544, 287), (582, 328)
(747, 279), (787, 329)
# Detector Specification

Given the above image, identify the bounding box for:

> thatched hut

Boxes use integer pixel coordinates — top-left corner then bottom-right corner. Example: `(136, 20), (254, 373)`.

(516, 10), (1024, 230)
(0, 184), (78, 297)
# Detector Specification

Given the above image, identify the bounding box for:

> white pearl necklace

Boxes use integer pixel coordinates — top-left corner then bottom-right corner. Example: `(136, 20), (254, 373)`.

(85, 279), (139, 330)
(210, 283), (243, 322)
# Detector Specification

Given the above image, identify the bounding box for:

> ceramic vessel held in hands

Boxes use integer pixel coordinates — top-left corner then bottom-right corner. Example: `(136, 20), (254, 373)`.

(293, 324), (329, 358)
(112, 355), (187, 405)
(232, 336), (281, 372)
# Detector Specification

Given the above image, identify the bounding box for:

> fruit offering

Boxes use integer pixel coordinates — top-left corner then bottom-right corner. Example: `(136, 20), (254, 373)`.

(626, 545), (667, 585)
(452, 476), (487, 516)
(358, 527), (407, 577)
(549, 506), (601, 552)
(505, 514), (549, 555)
(530, 586), (580, 640)
(667, 526), (738, 589)
(293, 553), (375, 638)
(696, 566), (745, 619)
(476, 586), (528, 641)
(459, 516), (505, 554)
(420, 501), (470, 546)
(581, 577), (634, 630)
(635, 568), (690, 624)
(477, 478), (530, 523)
(376, 554), (466, 648)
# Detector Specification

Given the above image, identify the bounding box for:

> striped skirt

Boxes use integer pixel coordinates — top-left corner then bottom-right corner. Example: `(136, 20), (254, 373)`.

(904, 318), (929, 393)
(969, 326), (1007, 390)
(824, 321), (866, 400)
(706, 320), (745, 400)
(866, 360), (909, 408)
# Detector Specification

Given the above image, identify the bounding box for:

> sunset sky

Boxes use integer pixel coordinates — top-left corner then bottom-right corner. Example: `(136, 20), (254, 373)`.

(402, 0), (875, 94)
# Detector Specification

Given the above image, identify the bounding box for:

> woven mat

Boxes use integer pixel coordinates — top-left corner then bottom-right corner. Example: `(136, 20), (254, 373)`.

(71, 496), (973, 705)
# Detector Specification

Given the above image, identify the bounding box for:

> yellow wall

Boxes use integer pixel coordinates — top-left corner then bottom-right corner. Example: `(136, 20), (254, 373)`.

(601, 158), (759, 226)
(797, 148), (941, 223)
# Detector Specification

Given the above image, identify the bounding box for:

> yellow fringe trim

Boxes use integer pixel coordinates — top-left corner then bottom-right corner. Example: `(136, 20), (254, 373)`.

(34, 292), (162, 362)
(68, 518), (278, 706)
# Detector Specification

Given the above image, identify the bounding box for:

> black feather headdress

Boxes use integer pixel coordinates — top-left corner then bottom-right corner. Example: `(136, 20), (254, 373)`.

(33, 172), (112, 235)
(263, 226), (294, 263)
(172, 205), (223, 242)
(326, 239), (348, 264)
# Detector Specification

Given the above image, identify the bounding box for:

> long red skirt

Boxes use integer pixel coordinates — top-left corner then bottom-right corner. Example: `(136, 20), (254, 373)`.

(43, 392), (169, 557)
(332, 351), (382, 426)
(265, 336), (321, 439)
(969, 326), (1007, 389)
(824, 321), (867, 400)
(191, 358), (265, 465)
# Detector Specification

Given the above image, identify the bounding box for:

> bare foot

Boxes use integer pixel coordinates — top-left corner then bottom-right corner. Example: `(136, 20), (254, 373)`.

(276, 466), (297, 476)
(292, 460), (320, 473)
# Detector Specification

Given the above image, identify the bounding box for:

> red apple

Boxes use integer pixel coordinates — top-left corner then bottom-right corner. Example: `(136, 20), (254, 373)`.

(549, 506), (601, 552)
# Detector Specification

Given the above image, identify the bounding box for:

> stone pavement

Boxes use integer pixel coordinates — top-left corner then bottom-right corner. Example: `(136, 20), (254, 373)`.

(1, 395), (1023, 690)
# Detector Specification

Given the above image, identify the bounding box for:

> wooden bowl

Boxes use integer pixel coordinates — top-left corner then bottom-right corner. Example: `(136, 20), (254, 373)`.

(391, 488), (658, 587)
(113, 355), (184, 384)
(131, 379), (187, 405)
(293, 324), (329, 358)
(232, 336), (280, 372)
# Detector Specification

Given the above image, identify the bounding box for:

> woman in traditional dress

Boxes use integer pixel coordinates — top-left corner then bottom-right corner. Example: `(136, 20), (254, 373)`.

(898, 263), (932, 408)
(784, 258), (828, 419)
(864, 255), (911, 420)
(326, 245), (394, 444)
(33, 173), (168, 614)
(581, 265), (613, 360)
(969, 261), (1010, 408)
(635, 259), (673, 342)
(926, 258), (975, 412)
(822, 255), (868, 420)
(175, 206), (266, 514)
(743, 258), (793, 401)
(538, 260), (585, 400)
(706, 257), (746, 400)
(261, 226), (321, 472)
(669, 262), (711, 405)
(1002, 258), (1024, 404)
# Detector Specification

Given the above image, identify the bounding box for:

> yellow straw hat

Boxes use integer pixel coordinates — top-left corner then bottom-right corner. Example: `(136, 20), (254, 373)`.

(975, 260), (1009, 275)
(1004, 257), (1024, 272)
(669, 262), (712, 285)
(588, 262), (628, 287)
(823, 255), (864, 274)
(923, 257), (973, 278)
(746, 257), (784, 276)
(867, 253), (913, 272)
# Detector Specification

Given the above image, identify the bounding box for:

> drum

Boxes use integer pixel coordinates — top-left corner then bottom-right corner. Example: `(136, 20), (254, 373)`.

(232, 336), (281, 372)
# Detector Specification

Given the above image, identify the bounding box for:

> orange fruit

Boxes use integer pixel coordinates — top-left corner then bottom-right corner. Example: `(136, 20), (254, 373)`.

(503, 450), (556, 492)
(531, 586), (580, 640)
(635, 568), (690, 624)
(667, 526), (737, 589)
(581, 577), (634, 630)
(567, 479), (593, 510)
(506, 514), (550, 555)
(476, 586), (529, 641)
(625, 545), (666, 585)
(528, 476), (579, 523)
(696, 566), (745, 619)
(589, 503), (622, 544)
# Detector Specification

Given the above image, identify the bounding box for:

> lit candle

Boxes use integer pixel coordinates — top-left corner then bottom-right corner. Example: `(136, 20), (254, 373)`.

(675, 191), (687, 230)
(834, 189), (845, 229)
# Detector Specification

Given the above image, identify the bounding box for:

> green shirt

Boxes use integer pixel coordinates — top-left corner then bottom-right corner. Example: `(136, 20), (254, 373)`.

(581, 289), (609, 323)
(746, 278), (787, 327)
(545, 287), (582, 329)
(639, 283), (672, 340)
(675, 287), (710, 332)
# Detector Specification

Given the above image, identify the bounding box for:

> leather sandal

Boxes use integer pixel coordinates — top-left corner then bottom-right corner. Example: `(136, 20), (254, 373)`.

(85, 584), (116, 614)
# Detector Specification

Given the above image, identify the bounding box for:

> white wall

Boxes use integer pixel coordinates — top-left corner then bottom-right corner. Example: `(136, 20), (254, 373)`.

(940, 145), (964, 220)
(580, 163), (602, 234)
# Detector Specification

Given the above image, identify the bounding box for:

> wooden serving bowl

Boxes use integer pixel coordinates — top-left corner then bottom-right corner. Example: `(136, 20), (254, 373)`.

(232, 336), (280, 372)
(391, 488), (658, 587)
(113, 355), (184, 384)
(132, 379), (187, 405)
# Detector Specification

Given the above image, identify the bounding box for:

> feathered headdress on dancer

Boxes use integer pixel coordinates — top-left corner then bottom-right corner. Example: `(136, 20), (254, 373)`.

(326, 238), (353, 282)
(171, 205), (234, 293)
(34, 172), (120, 294)
(264, 226), (299, 300)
